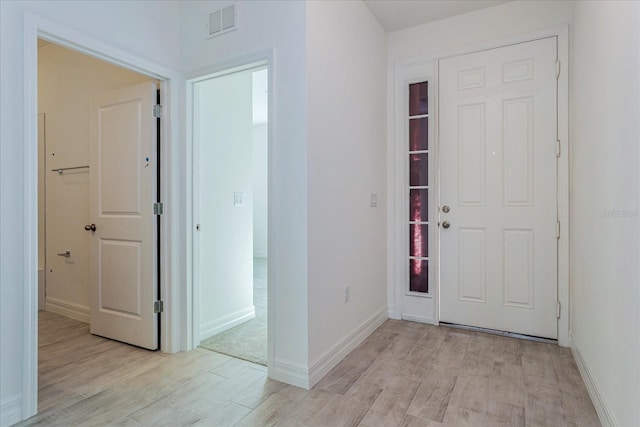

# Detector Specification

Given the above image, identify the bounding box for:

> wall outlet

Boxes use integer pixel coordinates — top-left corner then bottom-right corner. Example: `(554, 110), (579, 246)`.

(344, 285), (350, 303)
(370, 193), (377, 207)
(233, 192), (244, 206)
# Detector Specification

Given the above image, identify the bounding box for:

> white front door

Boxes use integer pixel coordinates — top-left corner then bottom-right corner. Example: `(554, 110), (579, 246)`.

(439, 38), (558, 339)
(88, 81), (158, 350)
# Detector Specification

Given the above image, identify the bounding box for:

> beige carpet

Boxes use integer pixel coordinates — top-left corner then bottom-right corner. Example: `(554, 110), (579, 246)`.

(199, 259), (267, 366)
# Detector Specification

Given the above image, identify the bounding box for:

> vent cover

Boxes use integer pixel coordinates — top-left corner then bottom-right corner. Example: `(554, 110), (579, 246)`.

(208, 4), (237, 38)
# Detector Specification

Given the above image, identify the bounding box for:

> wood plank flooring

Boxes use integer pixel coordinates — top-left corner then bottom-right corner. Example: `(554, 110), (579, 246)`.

(16, 311), (600, 426)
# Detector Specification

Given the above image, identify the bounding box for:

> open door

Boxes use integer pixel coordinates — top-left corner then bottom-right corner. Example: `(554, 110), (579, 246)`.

(88, 81), (158, 350)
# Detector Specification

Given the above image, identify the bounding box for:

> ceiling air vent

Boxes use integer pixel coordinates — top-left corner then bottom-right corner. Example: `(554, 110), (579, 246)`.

(208, 3), (237, 38)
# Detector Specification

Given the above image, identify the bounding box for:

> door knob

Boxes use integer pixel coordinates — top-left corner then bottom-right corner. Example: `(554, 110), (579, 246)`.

(442, 221), (451, 229)
(442, 205), (450, 213)
(84, 224), (96, 232)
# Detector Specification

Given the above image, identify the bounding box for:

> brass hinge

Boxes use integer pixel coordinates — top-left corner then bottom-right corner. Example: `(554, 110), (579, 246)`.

(556, 221), (561, 239)
(555, 59), (560, 79)
(556, 140), (561, 158)
(557, 300), (561, 319)
(154, 202), (164, 215)
(154, 300), (164, 314)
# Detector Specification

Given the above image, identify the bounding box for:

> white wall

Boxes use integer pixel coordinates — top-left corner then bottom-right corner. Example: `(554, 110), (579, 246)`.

(570, 1), (640, 425)
(181, 0), (309, 385)
(196, 71), (255, 340)
(306, 0), (388, 383)
(387, 0), (572, 61)
(0, 1), (181, 425)
(38, 43), (150, 321)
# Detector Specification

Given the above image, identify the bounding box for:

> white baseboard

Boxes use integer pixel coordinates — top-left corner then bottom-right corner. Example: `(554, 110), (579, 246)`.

(270, 358), (310, 390)
(0, 393), (22, 427)
(45, 297), (89, 323)
(571, 334), (617, 427)
(200, 305), (255, 342)
(308, 306), (388, 388)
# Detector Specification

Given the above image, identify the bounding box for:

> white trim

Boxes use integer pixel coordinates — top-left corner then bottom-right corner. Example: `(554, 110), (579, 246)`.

(555, 26), (570, 347)
(391, 59), (437, 323)
(571, 334), (617, 427)
(387, 304), (399, 320)
(44, 297), (90, 323)
(0, 394), (22, 427)
(253, 251), (268, 259)
(22, 11), (184, 421)
(199, 306), (256, 342)
(23, 14), (39, 421)
(308, 306), (388, 389)
(271, 358), (310, 390)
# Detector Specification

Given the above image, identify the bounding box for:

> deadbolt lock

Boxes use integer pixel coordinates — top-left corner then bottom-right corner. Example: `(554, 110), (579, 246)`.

(442, 205), (450, 213)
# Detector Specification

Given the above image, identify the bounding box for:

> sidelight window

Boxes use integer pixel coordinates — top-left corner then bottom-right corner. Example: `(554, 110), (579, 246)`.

(408, 82), (429, 294)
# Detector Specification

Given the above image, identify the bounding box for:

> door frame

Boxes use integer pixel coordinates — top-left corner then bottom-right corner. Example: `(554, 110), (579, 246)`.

(22, 12), (183, 418)
(185, 50), (275, 369)
(388, 25), (569, 346)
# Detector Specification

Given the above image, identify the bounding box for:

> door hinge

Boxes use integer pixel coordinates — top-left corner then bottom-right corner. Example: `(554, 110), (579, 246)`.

(153, 202), (164, 215)
(154, 300), (164, 314)
(556, 140), (561, 158)
(555, 59), (560, 79)
(556, 300), (561, 319)
(556, 221), (561, 239)
(153, 104), (163, 118)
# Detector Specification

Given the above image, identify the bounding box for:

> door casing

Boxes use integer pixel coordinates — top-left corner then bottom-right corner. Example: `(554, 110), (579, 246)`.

(22, 12), (183, 419)
(389, 26), (569, 347)
(185, 50), (276, 376)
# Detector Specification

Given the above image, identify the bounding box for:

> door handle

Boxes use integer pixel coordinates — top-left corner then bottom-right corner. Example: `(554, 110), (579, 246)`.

(57, 250), (71, 258)
(442, 221), (451, 229)
(84, 224), (96, 232)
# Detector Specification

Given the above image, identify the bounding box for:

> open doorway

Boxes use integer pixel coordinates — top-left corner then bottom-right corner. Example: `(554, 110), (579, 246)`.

(193, 65), (269, 366)
(37, 40), (157, 329)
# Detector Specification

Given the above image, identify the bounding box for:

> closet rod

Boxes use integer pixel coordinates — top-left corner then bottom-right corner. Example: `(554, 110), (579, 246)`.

(51, 165), (89, 174)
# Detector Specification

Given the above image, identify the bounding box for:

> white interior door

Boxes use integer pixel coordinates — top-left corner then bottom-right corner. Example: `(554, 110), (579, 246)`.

(439, 38), (558, 339)
(89, 81), (158, 350)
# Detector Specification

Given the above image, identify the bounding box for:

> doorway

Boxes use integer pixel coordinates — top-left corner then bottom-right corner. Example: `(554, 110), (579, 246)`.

(37, 40), (161, 348)
(438, 37), (559, 339)
(193, 64), (269, 366)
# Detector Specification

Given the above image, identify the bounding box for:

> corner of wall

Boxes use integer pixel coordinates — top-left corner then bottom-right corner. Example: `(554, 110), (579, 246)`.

(307, 306), (388, 388)
(0, 393), (22, 427)
(270, 358), (310, 390)
(570, 334), (617, 427)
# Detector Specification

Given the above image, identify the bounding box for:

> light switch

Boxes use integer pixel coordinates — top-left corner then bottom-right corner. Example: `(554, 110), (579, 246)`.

(370, 193), (378, 207)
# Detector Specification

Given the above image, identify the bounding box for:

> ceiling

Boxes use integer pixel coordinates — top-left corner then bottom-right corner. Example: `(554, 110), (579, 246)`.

(363, 0), (510, 32)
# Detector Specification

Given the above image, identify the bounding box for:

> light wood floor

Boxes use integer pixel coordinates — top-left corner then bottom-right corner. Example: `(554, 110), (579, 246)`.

(17, 311), (600, 426)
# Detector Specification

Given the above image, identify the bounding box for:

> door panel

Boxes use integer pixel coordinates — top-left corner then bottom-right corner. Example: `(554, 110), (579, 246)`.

(89, 81), (157, 350)
(439, 38), (558, 339)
